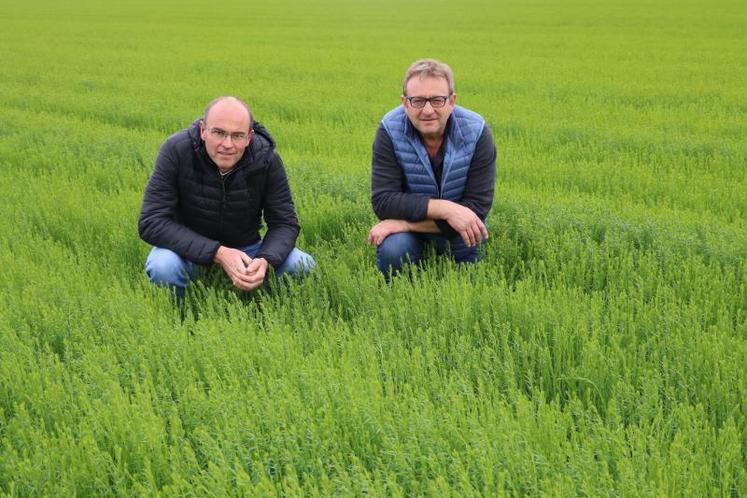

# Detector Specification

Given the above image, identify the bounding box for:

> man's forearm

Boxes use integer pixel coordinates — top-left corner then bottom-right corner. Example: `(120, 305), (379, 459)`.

(367, 218), (440, 246)
(426, 199), (458, 221)
(404, 219), (441, 233)
(424, 199), (461, 238)
(425, 199), (488, 247)
(139, 213), (221, 265)
(255, 224), (298, 267)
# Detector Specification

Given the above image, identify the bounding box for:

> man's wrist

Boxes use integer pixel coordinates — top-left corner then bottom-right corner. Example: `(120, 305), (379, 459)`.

(213, 246), (223, 263)
(426, 199), (453, 220)
(213, 245), (227, 264)
(253, 255), (271, 268)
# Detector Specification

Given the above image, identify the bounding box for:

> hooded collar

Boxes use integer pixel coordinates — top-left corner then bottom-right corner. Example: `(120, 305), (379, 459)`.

(187, 118), (277, 171)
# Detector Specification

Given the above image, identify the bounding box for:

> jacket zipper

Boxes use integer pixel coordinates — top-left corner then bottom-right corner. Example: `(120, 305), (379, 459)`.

(218, 169), (235, 240)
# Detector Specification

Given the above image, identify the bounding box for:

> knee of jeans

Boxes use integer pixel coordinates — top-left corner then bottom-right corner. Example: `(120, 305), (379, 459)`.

(277, 249), (315, 277)
(302, 254), (317, 271)
(450, 240), (481, 263)
(377, 233), (420, 271)
(145, 250), (189, 286)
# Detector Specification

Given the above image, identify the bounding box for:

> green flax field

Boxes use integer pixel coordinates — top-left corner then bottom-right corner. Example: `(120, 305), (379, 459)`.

(0, 0), (746, 495)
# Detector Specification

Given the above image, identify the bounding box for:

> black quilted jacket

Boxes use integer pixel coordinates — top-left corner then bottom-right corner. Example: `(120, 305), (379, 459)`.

(138, 119), (300, 267)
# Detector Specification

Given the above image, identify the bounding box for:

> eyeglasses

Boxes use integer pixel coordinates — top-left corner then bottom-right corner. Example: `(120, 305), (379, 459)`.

(207, 127), (251, 143)
(405, 95), (451, 109)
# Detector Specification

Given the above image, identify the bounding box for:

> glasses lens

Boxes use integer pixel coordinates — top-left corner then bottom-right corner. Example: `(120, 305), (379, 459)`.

(210, 128), (227, 140)
(408, 96), (448, 108)
(430, 97), (447, 108)
(210, 128), (247, 142)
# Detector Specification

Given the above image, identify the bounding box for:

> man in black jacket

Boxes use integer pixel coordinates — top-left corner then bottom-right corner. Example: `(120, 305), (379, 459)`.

(139, 96), (314, 296)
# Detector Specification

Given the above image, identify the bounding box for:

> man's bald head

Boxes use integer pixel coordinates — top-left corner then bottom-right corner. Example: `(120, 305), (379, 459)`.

(203, 96), (252, 127)
(199, 96), (254, 172)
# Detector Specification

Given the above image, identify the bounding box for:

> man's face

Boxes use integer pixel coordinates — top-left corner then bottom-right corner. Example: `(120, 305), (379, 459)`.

(200, 100), (252, 171)
(401, 76), (456, 140)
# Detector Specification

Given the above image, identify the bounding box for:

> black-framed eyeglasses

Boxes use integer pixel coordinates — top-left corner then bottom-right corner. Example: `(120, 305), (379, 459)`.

(405, 95), (451, 109)
(207, 127), (251, 143)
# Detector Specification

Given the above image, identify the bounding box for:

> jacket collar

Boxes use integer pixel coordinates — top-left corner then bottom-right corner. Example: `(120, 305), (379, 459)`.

(187, 118), (277, 171)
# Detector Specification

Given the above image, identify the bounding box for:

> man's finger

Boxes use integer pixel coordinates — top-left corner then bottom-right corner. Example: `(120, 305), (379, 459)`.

(467, 220), (486, 245)
(248, 272), (264, 284)
(471, 223), (483, 246)
(235, 272), (258, 290)
(367, 226), (379, 246)
(244, 270), (265, 288)
(461, 229), (473, 247)
(471, 222), (482, 244)
(231, 265), (254, 281)
(233, 278), (249, 290)
(478, 222), (489, 241)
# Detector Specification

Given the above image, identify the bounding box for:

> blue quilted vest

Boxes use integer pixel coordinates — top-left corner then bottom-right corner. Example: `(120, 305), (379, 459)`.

(381, 105), (485, 201)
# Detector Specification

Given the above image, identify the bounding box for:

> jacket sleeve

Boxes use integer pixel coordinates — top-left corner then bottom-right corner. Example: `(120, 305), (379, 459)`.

(254, 154), (300, 267)
(371, 125), (429, 221)
(137, 141), (220, 265)
(434, 125), (497, 238)
(460, 125), (496, 220)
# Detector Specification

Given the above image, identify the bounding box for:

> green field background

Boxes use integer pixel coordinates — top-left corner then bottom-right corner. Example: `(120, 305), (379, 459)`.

(1, 0), (746, 495)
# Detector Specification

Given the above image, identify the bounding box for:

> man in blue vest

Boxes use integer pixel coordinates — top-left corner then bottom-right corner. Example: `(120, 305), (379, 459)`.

(368, 59), (497, 277)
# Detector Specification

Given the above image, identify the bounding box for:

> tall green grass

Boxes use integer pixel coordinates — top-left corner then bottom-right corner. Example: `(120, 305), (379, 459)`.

(1, 0), (745, 495)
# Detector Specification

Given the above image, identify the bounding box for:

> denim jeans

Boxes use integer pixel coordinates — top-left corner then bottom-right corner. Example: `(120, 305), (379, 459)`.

(376, 232), (480, 276)
(145, 240), (315, 296)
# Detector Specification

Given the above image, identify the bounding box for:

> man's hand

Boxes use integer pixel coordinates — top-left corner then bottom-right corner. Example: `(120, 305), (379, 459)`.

(244, 257), (269, 291)
(428, 200), (488, 247)
(368, 219), (409, 246)
(214, 246), (264, 291)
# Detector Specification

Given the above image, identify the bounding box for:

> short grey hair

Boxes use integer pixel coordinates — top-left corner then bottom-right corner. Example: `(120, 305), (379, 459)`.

(402, 59), (455, 95)
(203, 96), (253, 126)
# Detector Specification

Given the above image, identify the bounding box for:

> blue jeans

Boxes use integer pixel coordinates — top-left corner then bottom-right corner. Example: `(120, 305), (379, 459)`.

(145, 240), (315, 296)
(376, 232), (480, 276)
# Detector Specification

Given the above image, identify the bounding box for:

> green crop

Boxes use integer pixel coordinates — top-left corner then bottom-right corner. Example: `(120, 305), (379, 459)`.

(1, 0), (745, 495)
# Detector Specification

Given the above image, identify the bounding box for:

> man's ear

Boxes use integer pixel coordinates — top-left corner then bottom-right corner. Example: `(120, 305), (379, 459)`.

(400, 94), (407, 106)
